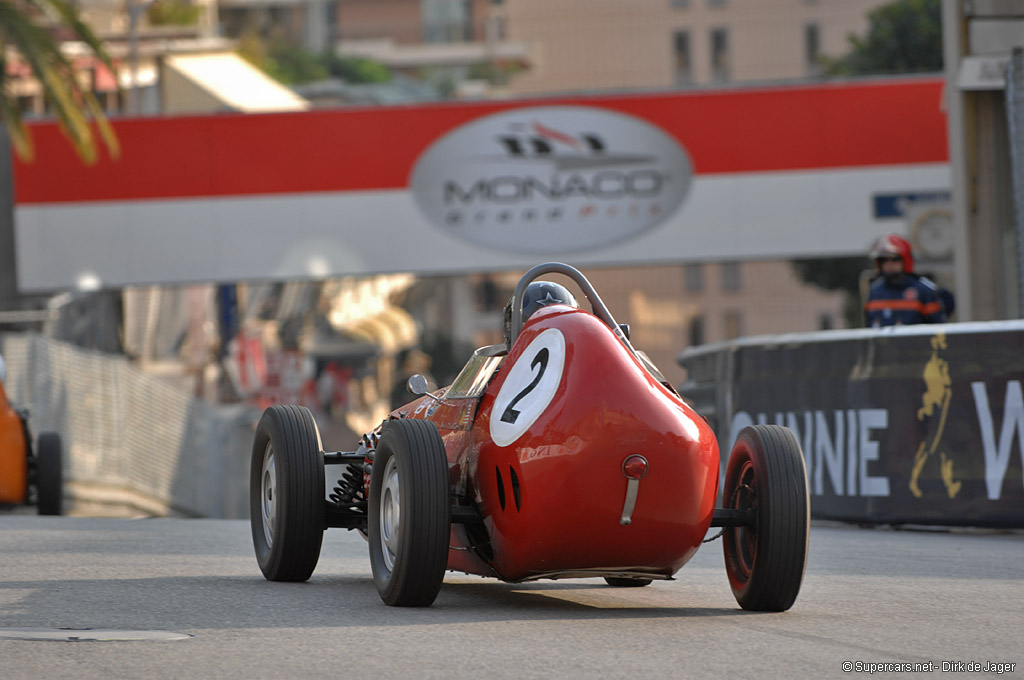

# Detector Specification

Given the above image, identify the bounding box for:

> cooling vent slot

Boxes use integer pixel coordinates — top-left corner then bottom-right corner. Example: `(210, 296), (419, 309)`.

(509, 466), (521, 512)
(496, 466), (506, 511)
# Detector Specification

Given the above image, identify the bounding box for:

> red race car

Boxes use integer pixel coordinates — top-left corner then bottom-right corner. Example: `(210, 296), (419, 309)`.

(250, 263), (809, 610)
(0, 371), (63, 515)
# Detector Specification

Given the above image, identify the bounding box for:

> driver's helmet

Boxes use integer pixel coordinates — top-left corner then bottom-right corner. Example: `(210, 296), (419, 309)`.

(870, 233), (914, 272)
(503, 281), (579, 344)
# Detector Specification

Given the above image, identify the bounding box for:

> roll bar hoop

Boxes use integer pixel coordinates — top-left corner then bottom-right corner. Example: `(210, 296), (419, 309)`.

(508, 262), (633, 350)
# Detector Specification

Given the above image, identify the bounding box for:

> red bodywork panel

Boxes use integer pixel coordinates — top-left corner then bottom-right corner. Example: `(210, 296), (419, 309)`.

(399, 305), (719, 582)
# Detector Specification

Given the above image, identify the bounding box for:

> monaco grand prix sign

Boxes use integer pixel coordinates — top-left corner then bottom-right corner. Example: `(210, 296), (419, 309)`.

(12, 77), (948, 290)
(410, 106), (692, 253)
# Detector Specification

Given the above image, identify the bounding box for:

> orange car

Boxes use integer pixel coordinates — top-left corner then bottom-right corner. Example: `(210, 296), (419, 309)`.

(0, 374), (63, 515)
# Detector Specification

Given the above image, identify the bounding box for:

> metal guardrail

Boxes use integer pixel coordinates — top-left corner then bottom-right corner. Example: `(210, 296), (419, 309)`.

(0, 333), (260, 518)
(0, 310), (57, 324)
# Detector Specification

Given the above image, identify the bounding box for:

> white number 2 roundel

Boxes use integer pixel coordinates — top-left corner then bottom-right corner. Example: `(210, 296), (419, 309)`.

(490, 328), (566, 447)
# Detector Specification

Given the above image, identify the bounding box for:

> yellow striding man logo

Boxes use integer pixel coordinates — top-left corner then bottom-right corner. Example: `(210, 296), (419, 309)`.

(910, 333), (961, 498)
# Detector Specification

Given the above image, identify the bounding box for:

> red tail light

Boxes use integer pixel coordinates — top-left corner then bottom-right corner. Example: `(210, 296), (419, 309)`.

(622, 455), (648, 480)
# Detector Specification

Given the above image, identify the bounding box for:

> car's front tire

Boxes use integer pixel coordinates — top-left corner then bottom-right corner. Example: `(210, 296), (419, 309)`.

(250, 405), (325, 582)
(368, 419), (450, 606)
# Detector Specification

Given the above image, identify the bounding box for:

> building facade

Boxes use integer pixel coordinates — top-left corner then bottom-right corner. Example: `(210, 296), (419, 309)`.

(324, 0), (890, 93)
(501, 0), (888, 94)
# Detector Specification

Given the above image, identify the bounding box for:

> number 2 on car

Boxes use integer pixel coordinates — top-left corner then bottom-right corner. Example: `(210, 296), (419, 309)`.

(490, 328), (566, 447)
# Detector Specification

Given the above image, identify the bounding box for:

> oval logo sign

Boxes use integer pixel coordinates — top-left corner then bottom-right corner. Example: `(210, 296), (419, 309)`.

(410, 106), (692, 254)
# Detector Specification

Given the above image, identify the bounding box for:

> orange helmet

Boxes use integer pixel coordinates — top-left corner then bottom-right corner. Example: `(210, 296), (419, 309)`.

(871, 233), (914, 272)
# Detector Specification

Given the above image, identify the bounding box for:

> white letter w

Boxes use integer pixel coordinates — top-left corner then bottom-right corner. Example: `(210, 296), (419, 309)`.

(971, 380), (1024, 501)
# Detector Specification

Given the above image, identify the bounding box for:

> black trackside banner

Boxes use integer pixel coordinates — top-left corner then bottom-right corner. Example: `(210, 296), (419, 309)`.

(678, 322), (1024, 527)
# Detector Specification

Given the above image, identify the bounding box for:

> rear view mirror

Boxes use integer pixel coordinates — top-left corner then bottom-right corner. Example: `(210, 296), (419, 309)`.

(407, 374), (430, 396)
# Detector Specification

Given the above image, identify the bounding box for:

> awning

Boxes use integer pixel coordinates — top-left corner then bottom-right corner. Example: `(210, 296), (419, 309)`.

(161, 52), (310, 114)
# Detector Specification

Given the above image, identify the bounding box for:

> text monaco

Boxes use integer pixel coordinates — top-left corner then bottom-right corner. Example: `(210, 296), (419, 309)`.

(443, 170), (668, 204)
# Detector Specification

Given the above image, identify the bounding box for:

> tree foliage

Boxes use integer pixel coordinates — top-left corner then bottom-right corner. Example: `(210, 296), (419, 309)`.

(791, 257), (871, 293)
(0, 0), (119, 163)
(791, 257), (873, 327)
(237, 34), (391, 86)
(466, 59), (524, 85)
(823, 0), (942, 76)
(321, 54), (391, 84)
(266, 44), (330, 85)
(147, 0), (200, 27)
(236, 34), (326, 84)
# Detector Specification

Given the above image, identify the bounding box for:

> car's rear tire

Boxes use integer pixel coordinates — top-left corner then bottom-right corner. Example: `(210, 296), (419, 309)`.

(250, 405), (325, 582)
(603, 577), (652, 587)
(722, 425), (809, 612)
(369, 419), (450, 606)
(35, 432), (63, 516)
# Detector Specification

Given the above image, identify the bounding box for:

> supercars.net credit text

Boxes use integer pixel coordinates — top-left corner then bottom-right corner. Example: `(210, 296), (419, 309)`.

(842, 661), (1017, 674)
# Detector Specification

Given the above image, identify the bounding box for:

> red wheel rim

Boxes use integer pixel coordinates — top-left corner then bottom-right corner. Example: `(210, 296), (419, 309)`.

(727, 459), (758, 583)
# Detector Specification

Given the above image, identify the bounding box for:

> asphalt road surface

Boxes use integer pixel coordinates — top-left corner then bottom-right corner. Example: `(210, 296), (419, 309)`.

(0, 516), (1020, 679)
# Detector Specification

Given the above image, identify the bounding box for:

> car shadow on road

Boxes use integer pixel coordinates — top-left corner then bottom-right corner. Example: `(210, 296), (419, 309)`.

(0, 572), (757, 632)
(431, 580), (749, 620)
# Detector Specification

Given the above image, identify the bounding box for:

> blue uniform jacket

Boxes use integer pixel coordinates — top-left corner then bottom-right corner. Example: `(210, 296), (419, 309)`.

(865, 274), (946, 327)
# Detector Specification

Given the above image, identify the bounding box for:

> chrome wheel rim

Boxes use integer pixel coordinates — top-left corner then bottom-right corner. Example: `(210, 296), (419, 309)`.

(261, 442), (277, 548)
(379, 456), (401, 573)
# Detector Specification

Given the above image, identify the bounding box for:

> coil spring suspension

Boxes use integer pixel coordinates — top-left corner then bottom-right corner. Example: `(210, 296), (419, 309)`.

(329, 463), (367, 512)
(329, 433), (376, 512)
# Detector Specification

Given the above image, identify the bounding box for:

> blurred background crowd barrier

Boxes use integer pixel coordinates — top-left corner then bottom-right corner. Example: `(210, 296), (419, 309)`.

(1, 333), (257, 518)
(679, 320), (1024, 528)
(5, 318), (1024, 526)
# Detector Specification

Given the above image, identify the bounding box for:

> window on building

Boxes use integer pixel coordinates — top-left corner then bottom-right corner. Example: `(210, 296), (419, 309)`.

(685, 263), (704, 292)
(673, 30), (692, 85)
(805, 23), (821, 76)
(423, 0), (472, 43)
(720, 261), (741, 292)
(819, 313), (834, 330)
(723, 311), (743, 340)
(710, 27), (730, 83)
(688, 314), (705, 346)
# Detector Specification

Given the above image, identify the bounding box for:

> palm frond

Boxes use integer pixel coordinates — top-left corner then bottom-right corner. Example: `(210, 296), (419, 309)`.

(0, 87), (34, 160)
(38, 61), (98, 163)
(0, 7), (95, 160)
(29, 0), (118, 77)
(0, 0), (119, 163)
(81, 88), (119, 159)
(0, 29), (31, 158)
